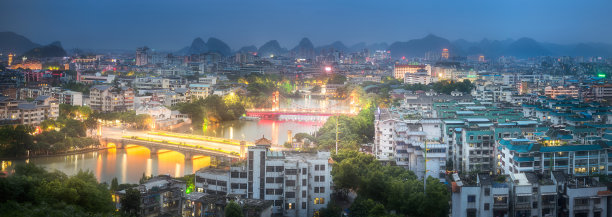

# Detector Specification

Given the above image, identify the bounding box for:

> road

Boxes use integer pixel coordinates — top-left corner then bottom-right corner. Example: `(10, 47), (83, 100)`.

(101, 127), (242, 153)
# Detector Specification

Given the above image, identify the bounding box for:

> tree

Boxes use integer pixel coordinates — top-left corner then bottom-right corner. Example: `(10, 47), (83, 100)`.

(224, 200), (243, 217)
(110, 177), (119, 191)
(0, 164), (115, 216)
(311, 85), (321, 93)
(121, 188), (141, 217)
(332, 151), (449, 217)
(328, 74), (347, 84)
(60, 119), (86, 137)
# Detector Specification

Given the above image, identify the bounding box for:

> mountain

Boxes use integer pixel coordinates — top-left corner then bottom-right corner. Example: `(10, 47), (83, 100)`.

(22, 41), (67, 58)
(316, 41), (348, 54)
(0, 32), (41, 54)
(388, 34), (456, 58)
(257, 40), (286, 57)
(503, 37), (551, 58)
(291, 38), (315, 59)
(237, 45), (257, 53)
(206, 37), (231, 56)
(188, 37), (207, 54)
(176, 37), (232, 56)
(348, 42), (389, 52)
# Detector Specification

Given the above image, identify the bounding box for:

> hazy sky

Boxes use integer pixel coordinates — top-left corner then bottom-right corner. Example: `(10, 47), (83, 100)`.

(1, 0), (611, 51)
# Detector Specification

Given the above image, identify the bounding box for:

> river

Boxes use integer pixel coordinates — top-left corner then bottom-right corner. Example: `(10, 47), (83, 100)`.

(1, 97), (349, 184)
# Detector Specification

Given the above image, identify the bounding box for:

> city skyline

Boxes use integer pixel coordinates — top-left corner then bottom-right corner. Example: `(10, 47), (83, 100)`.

(1, 0), (612, 50)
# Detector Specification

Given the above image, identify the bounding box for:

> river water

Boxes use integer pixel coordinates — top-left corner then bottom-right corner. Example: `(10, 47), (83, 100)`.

(1, 98), (348, 184)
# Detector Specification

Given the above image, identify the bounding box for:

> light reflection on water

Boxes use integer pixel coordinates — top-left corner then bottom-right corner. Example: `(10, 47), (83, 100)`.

(1, 146), (210, 184)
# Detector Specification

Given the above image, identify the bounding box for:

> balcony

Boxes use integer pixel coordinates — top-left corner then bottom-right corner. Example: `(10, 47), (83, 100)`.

(514, 202), (531, 209)
(573, 204), (590, 211)
(493, 203), (508, 210)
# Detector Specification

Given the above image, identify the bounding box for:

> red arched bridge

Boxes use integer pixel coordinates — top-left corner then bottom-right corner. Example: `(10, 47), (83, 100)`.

(245, 108), (357, 118)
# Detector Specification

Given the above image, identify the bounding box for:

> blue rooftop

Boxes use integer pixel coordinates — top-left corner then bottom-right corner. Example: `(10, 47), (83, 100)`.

(539, 145), (602, 152)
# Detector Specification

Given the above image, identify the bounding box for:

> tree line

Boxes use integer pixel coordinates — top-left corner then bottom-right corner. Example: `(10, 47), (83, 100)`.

(0, 164), (115, 216)
(320, 151), (450, 217)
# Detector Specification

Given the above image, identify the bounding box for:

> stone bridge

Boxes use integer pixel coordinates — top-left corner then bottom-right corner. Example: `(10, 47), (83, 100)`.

(100, 137), (241, 162)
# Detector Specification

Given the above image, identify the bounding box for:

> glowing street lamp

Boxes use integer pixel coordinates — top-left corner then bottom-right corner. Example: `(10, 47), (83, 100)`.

(324, 66), (332, 73)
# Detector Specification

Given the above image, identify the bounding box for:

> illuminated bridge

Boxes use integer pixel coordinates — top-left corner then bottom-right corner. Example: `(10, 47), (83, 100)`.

(100, 137), (242, 161)
(245, 108), (357, 118)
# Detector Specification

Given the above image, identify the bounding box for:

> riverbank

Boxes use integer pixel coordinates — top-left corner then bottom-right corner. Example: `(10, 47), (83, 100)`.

(0, 146), (112, 161)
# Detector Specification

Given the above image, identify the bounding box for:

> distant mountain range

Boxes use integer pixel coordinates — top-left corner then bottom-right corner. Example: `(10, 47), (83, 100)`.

(0, 32), (67, 58)
(176, 37), (232, 56)
(3, 31), (612, 58)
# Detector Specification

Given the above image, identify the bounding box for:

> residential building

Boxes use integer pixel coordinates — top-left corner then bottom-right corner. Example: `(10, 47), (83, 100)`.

(544, 86), (579, 99)
(189, 83), (212, 99)
(89, 85), (135, 112)
(114, 175), (185, 217)
(194, 142), (333, 217)
(394, 64), (430, 79)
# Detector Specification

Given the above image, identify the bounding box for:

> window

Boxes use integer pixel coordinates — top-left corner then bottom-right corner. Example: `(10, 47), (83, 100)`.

(484, 203), (489, 210)
(315, 187), (320, 193)
(315, 165), (319, 171)
(231, 183), (239, 189)
(274, 200), (283, 206)
(240, 184), (247, 189)
(302, 191), (306, 197)
(285, 203), (294, 210)
(286, 180), (296, 186)
(320, 165), (325, 171)
(266, 189), (274, 195)
(484, 188), (490, 196)
(276, 166), (284, 172)
(470, 135), (474, 140)
(286, 169), (297, 175)
(314, 198), (325, 205)
(275, 189), (283, 195)
(320, 187), (325, 193)
(302, 168), (307, 175)
(266, 177), (274, 183)
(314, 176), (319, 182)
(302, 179), (307, 186)
(266, 166), (274, 172)
(231, 172), (239, 178)
(302, 202), (306, 209)
(319, 176), (325, 182)
(286, 192), (295, 198)
(275, 177), (284, 183)
(240, 172), (247, 178)
(468, 195), (476, 202)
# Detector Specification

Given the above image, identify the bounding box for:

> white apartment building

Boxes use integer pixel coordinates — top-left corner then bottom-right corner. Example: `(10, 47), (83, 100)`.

(89, 85), (135, 112)
(451, 172), (611, 217)
(0, 95), (59, 125)
(374, 108), (446, 181)
(451, 173), (510, 217)
(189, 84), (212, 99)
(57, 90), (83, 106)
(195, 144), (332, 217)
(404, 71), (434, 85)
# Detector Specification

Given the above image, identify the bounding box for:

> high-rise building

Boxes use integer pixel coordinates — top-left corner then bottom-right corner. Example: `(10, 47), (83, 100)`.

(442, 48), (449, 60)
(136, 46), (150, 66)
(8, 53), (13, 66)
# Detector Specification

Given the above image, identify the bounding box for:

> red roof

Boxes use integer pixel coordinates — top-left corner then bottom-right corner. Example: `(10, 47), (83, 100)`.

(597, 190), (612, 196)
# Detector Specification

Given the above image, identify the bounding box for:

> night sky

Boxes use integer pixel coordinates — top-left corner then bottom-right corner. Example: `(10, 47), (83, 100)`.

(1, 0), (611, 50)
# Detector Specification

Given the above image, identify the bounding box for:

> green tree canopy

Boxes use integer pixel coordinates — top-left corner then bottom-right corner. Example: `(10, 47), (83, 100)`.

(224, 201), (243, 217)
